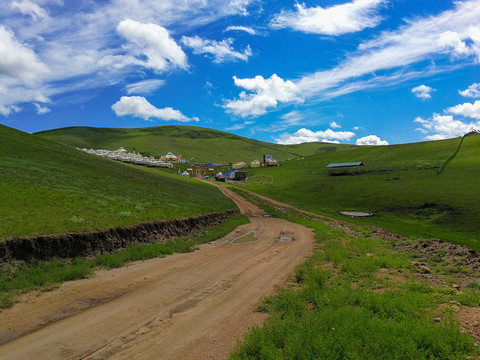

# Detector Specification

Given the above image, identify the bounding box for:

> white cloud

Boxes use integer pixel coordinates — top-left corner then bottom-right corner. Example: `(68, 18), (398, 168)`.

(10, 0), (49, 20)
(270, 0), (387, 35)
(225, 26), (257, 35)
(281, 111), (305, 127)
(224, 74), (302, 117)
(126, 79), (165, 94)
(116, 19), (187, 72)
(225, 1), (480, 119)
(181, 36), (252, 63)
(0, 103), (20, 116)
(330, 121), (341, 129)
(459, 83), (480, 98)
(1, 0), (261, 116)
(446, 100), (480, 120)
(0, 25), (49, 84)
(111, 96), (198, 122)
(225, 123), (247, 131)
(414, 114), (479, 140)
(411, 85), (435, 99)
(296, 1), (480, 99)
(275, 127), (355, 145)
(34, 102), (50, 114)
(355, 135), (388, 145)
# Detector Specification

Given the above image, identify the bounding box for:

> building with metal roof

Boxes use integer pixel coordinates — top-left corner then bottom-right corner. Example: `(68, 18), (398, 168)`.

(327, 162), (365, 176)
(327, 162), (364, 168)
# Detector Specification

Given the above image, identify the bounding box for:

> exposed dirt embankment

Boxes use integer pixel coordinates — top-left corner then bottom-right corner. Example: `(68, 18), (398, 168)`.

(0, 211), (237, 263)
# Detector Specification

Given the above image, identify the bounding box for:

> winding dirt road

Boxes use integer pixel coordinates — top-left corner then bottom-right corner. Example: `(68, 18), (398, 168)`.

(0, 186), (314, 359)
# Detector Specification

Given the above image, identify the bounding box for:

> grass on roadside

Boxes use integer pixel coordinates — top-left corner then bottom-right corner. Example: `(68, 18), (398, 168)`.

(0, 214), (249, 308)
(230, 206), (479, 359)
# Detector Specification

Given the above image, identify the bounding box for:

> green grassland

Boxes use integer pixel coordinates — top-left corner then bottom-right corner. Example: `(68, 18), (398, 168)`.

(0, 125), (236, 239)
(231, 206), (479, 359)
(35, 125), (354, 163)
(234, 135), (480, 250)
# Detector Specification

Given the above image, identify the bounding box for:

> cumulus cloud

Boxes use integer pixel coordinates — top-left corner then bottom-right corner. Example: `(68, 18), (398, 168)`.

(126, 79), (165, 94)
(0, 25), (49, 84)
(414, 114), (478, 140)
(355, 135), (389, 145)
(459, 83), (480, 98)
(446, 100), (480, 120)
(436, 30), (478, 59)
(181, 36), (252, 63)
(330, 121), (341, 129)
(270, 0), (387, 35)
(111, 96), (198, 122)
(225, 26), (257, 35)
(1, 0), (261, 116)
(226, 1), (480, 118)
(116, 19), (187, 72)
(224, 74), (302, 117)
(275, 127), (355, 145)
(412, 85), (435, 99)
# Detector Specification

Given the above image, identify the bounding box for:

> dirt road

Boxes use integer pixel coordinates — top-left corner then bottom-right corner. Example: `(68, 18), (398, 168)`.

(0, 186), (314, 359)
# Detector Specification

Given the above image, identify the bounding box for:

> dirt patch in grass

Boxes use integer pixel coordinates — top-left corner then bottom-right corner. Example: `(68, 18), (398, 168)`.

(383, 203), (461, 224)
(457, 306), (480, 343)
(370, 226), (480, 272)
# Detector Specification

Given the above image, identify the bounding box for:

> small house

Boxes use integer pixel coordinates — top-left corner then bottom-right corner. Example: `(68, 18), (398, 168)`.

(250, 159), (261, 168)
(223, 170), (248, 181)
(232, 161), (246, 169)
(327, 162), (364, 176)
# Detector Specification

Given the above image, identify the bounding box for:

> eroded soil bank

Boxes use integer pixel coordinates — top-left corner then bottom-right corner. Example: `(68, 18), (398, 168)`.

(0, 211), (237, 263)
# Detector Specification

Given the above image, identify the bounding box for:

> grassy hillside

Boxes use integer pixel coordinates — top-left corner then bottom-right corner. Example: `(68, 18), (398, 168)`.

(234, 135), (480, 249)
(0, 125), (236, 239)
(35, 125), (354, 163)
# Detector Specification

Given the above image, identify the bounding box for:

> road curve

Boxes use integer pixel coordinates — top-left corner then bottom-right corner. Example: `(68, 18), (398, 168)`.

(0, 186), (314, 360)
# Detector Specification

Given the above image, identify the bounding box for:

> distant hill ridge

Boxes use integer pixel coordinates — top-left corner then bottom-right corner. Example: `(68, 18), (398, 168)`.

(0, 124), (236, 239)
(36, 125), (354, 163)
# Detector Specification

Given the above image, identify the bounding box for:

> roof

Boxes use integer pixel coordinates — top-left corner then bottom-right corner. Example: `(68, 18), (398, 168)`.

(327, 162), (364, 168)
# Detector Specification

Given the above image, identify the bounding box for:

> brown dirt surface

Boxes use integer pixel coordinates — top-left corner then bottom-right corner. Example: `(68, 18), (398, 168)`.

(0, 186), (314, 360)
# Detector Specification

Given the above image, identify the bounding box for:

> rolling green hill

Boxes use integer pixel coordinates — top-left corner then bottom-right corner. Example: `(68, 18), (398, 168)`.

(0, 125), (236, 239)
(234, 135), (480, 249)
(35, 125), (354, 163)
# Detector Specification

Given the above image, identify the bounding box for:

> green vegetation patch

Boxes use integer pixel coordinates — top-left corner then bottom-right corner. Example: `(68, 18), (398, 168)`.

(0, 125), (236, 239)
(233, 136), (480, 249)
(0, 214), (249, 308)
(231, 215), (478, 360)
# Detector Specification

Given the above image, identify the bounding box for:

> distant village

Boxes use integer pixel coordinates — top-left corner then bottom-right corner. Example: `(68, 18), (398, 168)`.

(79, 147), (185, 168)
(79, 147), (280, 180)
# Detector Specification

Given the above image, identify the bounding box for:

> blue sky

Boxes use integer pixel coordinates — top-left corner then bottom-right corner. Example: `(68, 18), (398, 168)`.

(1, 0), (480, 145)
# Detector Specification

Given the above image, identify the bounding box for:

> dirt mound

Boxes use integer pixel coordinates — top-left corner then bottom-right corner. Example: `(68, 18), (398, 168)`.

(0, 211), (237, 263)
(369, 227), (480, 271)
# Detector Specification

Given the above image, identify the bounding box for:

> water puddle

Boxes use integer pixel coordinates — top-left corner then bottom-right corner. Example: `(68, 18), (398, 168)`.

(231, 231), (259, 244)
